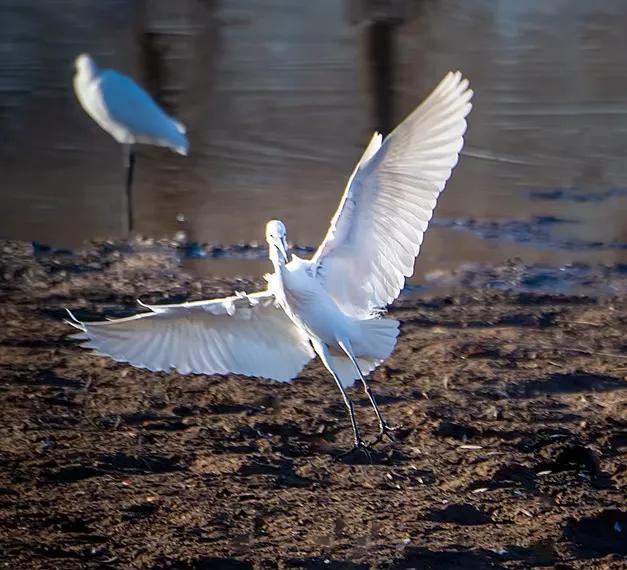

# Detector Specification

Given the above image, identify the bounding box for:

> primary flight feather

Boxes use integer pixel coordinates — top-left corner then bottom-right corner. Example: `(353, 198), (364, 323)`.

(68, 71), (472, 453)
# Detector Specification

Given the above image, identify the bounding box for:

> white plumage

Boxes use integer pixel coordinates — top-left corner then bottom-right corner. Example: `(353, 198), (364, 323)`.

(73, 53), (189, 233)
(68, 293), (313, 381)
(313, 71), (472, 317)
(68, 71), (472, 452)
(73, 53), (188, 154)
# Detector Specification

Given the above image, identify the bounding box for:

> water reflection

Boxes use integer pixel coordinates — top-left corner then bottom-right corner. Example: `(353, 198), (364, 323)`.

(0, 0), (626, 284)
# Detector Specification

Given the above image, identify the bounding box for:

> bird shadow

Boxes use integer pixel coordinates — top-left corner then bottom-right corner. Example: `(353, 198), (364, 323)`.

(505, 372), (625, 398)
(394, 542), (570, 568)
(333, 444), (404, 466)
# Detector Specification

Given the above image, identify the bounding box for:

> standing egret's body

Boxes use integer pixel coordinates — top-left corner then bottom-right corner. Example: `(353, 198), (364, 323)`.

(73, 53), (189, 233)
(67, 72), (472, 452)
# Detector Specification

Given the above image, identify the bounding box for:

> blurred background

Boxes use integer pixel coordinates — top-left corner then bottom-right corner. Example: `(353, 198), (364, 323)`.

(1, 0), (626, 284)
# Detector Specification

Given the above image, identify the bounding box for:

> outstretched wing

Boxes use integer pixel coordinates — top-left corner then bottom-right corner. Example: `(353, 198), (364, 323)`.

(98, 70), (189, 154)
(67, 291), (314, 381)
(313, 71), (472, 317)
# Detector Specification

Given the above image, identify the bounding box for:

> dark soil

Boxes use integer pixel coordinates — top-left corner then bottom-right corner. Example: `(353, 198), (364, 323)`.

(0, 240), (625, 569)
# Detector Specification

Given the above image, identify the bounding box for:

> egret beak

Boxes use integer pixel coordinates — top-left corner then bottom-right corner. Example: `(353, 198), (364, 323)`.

(275, 236), (288, 263)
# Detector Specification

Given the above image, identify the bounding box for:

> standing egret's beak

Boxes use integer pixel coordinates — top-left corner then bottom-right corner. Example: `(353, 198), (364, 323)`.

(275, 236), (289, 263)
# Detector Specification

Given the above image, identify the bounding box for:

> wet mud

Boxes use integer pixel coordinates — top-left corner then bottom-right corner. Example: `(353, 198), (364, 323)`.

(0, 240), (625, 569)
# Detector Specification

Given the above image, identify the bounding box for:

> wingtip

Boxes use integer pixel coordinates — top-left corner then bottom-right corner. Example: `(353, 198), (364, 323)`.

(137, 298), (163, 312)
(64, 308), (85, 330)
(174, 119), (187, 134)
(445, 69), (469, 87)
(172, 128), (189, 156)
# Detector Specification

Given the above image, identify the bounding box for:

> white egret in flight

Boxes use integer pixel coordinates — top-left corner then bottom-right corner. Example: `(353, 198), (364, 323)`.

(73, 53), (189, 234)
(67, 72), (472, 453)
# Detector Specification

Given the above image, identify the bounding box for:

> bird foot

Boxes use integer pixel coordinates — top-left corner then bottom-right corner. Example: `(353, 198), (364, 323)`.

(337, 439), (374, 463)
(370, 422), (403, 446)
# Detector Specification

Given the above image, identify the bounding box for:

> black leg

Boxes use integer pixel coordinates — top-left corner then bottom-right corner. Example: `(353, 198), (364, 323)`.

(124, 144), (135, 234)
(338, 340), (401, 445)
(313, 340), (371, 457)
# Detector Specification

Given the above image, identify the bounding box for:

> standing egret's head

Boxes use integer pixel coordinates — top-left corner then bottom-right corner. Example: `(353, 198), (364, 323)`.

(74, 53), (98, 80)
(265, 220), (289, 264)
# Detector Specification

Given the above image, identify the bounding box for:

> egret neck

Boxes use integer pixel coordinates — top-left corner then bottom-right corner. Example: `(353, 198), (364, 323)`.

(265, 219), (289, 271)
(74, 53), (98, 85)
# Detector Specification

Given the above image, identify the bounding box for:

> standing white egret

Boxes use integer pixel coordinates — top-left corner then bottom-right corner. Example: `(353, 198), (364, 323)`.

(67, 71), (472, 453)
(73, 53), (189, 234)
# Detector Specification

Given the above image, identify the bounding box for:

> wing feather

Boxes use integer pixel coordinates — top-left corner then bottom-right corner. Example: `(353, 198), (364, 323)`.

(67, 291), (314, 381)
(313, 71), (472, 316)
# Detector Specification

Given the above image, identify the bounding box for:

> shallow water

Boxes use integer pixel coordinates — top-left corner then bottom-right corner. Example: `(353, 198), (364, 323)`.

(1, 0), (626, 284)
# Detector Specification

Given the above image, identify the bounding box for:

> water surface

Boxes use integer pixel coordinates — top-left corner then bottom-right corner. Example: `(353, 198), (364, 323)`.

(1, 0), (626, 283)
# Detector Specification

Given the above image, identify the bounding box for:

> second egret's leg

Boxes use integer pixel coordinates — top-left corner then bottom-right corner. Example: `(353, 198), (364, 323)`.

(123, 144), (135, 234)
(338, 340), (401, 444)
(312, 340), (369, 454)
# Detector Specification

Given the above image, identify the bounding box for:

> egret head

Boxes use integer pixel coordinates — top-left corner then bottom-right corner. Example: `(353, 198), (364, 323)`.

(74, 53), (98, 80)
(265, 220), (289, 264)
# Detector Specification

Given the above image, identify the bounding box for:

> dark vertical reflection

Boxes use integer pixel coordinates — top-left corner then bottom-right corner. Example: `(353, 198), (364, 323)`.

(133, 0), (221, 242)
(139, 32), (166, 109)
(366, 20), (397, 135)
(354, 1), (419, 134)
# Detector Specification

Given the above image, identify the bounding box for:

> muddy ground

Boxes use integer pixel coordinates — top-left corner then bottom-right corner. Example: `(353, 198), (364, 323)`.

(0, 240), (625, 569)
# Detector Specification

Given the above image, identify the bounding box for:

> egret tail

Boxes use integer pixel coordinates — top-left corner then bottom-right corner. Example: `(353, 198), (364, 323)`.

(355, 317), (399, 360)
(331, 317), (399, 387)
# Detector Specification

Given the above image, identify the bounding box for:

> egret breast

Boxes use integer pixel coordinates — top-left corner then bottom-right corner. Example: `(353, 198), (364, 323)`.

(74, 76), (133, 144)
(280, 261), (353, 347)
